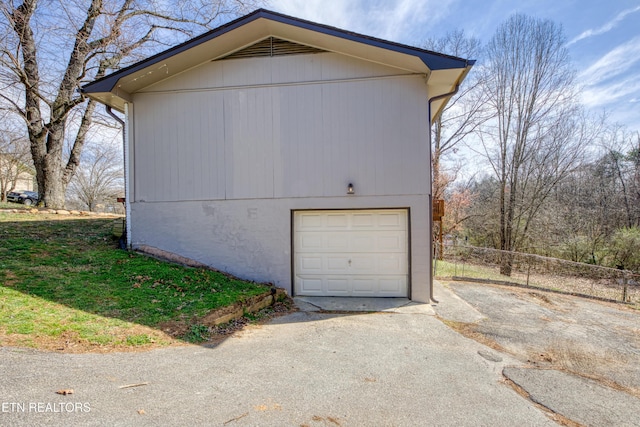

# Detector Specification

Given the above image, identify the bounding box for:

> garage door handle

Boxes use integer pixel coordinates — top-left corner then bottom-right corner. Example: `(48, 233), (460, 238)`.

(348, 259), (352, 266)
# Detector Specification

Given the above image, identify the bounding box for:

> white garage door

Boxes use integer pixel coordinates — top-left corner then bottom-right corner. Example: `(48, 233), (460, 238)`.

(294, 209), (408, 297)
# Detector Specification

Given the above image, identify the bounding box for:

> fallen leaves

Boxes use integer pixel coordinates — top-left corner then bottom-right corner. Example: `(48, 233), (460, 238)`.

(311, 415), (342, 426)
(254, 403), (282, 411)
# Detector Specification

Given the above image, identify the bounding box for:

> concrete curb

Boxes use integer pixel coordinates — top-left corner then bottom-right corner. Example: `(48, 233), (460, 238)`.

(136, 244), (212, 270)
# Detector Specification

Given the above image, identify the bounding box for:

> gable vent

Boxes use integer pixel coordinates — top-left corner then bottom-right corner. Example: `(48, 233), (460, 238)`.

(219, 37), (326, 60)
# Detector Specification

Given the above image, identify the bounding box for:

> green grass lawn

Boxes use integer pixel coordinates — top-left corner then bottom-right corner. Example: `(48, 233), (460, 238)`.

(433, 259), (523, 283)
(0, 201), (30, 210)
(0, 212), (271, 351)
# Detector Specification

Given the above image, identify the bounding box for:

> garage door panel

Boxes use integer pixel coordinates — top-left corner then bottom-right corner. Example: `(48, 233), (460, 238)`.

(378, 212), (402, 227)
(378, 256), (405, 273)
(327, 278), (349, 293)
(379, 278), (405, 294)
(294, 209), (408, 297)
(296, 211), (406, 231)
(364, 232), (406, 252)
(327, 257), (349, 272)
(349, 256), (376, 273)
(299, 277), (323, 294)
(352, 277), (376, 294)
(326, 233), (349, 249)
(299, 234), (323, 250)
(300, 256), (323, 273)
(295, 232), (406, 253)
(352, 235), (375, 251)
(378, 235), (403, 251)
(297, 275), (408, 296)
(352, 213), (376, 227)
(326, 213), (349, 228)
(299, 213), (324, 228)
(383, 255), (406, 274)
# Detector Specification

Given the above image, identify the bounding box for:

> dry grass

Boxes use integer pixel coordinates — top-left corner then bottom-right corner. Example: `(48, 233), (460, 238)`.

(436, 259), (640, 307)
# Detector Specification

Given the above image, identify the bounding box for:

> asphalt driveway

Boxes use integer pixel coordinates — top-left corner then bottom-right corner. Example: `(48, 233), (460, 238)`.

(434, 281), (640, 427)
(1, 300), (551, 427)
(1, 281), (639, 426)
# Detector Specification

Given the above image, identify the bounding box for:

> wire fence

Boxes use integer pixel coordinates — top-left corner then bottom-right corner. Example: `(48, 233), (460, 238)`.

(434, 242), (640, 305)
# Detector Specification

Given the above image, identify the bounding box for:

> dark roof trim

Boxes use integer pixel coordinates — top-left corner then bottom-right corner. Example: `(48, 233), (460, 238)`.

(262, 9), (474, 69)
(82, 8), (474, 94)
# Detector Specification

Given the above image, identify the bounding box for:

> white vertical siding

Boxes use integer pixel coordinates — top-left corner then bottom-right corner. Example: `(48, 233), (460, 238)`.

(224, 87), (275, 199)
(277, 83), (326, 198)
(275, 76), (429, 198)
(133, 53), (429, 202)
(134, 92), (228, 201)
(142, 52), (410, 93)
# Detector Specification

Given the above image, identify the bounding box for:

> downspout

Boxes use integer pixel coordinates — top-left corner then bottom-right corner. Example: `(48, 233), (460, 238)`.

(426, 83), (462, 304)
(106, 105), (130, 249)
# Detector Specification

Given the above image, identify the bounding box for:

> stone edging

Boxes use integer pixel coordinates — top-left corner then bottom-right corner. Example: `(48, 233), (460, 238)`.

(135, 244), (289, 326)
(202, 289), (288, 326)
(0, 208), (123, 217)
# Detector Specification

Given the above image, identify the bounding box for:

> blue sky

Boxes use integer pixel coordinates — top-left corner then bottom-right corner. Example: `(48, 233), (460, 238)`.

(272, 0), (640, 132)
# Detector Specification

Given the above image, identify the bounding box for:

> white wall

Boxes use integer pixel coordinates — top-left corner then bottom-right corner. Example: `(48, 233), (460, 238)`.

(129, 51), (432, 301)
(131, 195), (431, 302)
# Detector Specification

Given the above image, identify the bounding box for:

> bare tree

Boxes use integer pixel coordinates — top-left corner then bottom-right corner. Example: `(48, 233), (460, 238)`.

(632, 131), (640, 227)
(67, 142), (122, 211)
(463, 175), (502, 248)
(0, 0), (262, 209)
(477, 14), (587, 275)
(423, 30), (485, 202)
(0, 112), (32, 200)
(598, 125), (640, 228)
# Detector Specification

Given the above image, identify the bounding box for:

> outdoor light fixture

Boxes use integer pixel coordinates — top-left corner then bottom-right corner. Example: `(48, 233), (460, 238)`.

(347, 183), (355, 195)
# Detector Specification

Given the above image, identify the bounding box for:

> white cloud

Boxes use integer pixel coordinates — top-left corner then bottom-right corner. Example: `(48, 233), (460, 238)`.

(363, 0), (449, 42)
(579, 35), (640, 128)
(272, 0), (353, 29)
(272, 0), (450, 44)
(608, 106), (640, 132)
(581, 75), (640, 107)
(568, 5), (640, 46)
(581, 71), (640, 130)
(578, 36), (640, 86)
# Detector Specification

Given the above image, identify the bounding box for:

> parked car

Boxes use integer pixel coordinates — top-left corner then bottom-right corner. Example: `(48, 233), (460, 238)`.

(7, 190), (39, 206)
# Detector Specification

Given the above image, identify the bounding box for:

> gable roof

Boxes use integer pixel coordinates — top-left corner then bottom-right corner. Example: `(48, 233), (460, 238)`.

(82, 8), (474, 120)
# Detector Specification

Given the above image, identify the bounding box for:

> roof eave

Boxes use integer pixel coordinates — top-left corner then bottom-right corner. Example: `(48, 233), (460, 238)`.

(428, 61), (476, 122)
(81, 9), (472, 99)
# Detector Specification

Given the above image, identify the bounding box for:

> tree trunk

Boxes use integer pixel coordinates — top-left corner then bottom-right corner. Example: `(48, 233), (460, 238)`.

(500, 184), (516, 276)
(33, 121), (67, 209)
(499, 181), (514, 276)
(42, 165), (66, 208)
